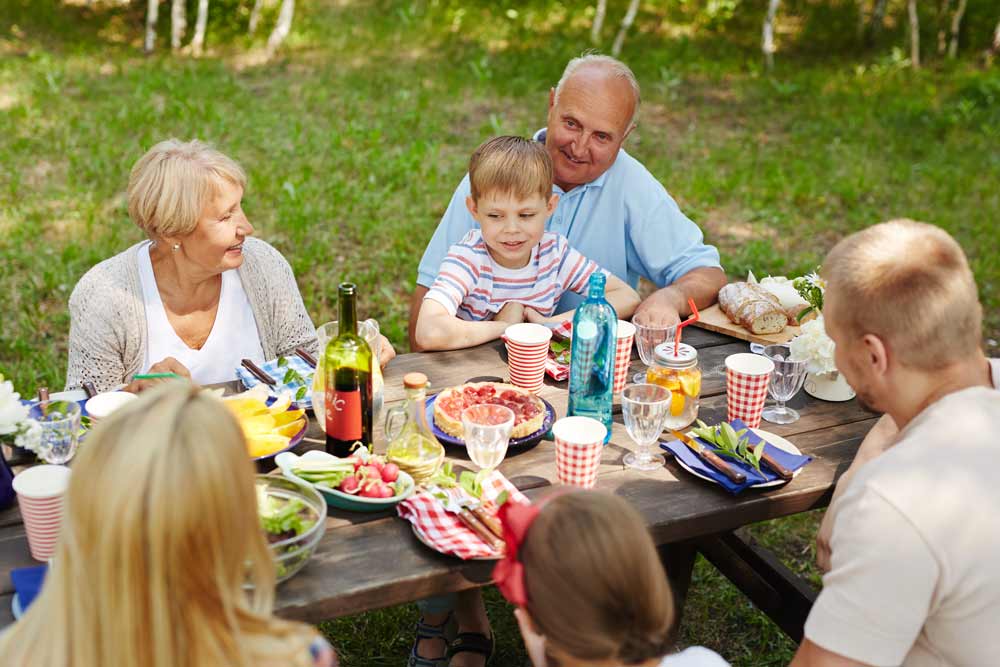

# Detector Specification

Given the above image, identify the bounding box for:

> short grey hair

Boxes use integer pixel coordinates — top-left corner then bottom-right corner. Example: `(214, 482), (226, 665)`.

(553, 53), (641, 130)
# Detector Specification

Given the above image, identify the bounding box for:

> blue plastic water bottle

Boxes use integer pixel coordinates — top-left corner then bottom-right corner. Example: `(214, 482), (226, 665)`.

(567, 272), (618, 442)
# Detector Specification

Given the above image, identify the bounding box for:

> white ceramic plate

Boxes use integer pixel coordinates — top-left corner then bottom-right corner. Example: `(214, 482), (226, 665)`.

(673, 428), (801, 489)
(48, 389), (88, 402)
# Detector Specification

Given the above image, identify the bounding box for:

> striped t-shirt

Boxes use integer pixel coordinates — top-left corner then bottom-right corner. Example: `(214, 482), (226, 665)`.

(425, 230), (606, 321)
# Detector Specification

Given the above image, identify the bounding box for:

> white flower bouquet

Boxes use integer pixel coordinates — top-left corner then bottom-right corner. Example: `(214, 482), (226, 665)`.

(0, 375), (41, 453)
(790, 316), (837, 375)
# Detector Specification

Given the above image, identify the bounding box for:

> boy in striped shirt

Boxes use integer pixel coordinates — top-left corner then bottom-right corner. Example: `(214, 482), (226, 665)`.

(415, 136), (639, 351)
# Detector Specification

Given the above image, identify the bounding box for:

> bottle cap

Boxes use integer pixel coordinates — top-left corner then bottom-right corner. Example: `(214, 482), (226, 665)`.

(653, 342), (698, 368)
(403, 372), (428, 389)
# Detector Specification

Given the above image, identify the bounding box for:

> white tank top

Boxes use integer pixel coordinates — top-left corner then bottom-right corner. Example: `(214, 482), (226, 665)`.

(138, 242), (265, 385)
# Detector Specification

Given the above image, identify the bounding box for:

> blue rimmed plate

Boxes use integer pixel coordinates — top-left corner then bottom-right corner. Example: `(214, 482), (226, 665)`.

(423, 395), (556, 450)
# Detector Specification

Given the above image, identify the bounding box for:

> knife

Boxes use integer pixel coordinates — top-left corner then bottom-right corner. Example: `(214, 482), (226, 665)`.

(666, 428), (747, 485)
(759, 450), (794, 481)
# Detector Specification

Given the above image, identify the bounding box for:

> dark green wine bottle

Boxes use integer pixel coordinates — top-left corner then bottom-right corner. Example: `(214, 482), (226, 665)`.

(324, 283), (374, 457)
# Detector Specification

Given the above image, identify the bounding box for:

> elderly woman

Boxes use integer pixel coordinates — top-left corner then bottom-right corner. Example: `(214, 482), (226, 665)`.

(67, 139), (393, 393)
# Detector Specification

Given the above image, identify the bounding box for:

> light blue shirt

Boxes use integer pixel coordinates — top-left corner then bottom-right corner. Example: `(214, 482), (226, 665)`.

(416, 129), (722, 312)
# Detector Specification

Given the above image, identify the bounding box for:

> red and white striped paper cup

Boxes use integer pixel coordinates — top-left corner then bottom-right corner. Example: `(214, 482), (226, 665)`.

(504, 323), (553, 394)
(612, 320), (636, 395)
(12, 465), (71, 561)
(725, 353), (775, 429)
(553, 416), (607, 488)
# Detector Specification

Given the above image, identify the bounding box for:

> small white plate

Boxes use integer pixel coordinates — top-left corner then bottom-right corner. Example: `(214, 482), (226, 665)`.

(11, 592), (22, 620)
(674, 428), (801, 489)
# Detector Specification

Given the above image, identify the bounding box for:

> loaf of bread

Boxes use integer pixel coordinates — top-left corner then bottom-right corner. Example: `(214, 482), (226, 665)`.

(718, 282), (787, 335)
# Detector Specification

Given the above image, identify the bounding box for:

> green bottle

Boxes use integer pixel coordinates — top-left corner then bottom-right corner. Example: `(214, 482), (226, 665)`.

(324, 283), (373, 457)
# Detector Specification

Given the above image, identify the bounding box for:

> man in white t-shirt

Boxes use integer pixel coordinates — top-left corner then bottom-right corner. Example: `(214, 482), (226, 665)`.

(791, 220), (1000, 667)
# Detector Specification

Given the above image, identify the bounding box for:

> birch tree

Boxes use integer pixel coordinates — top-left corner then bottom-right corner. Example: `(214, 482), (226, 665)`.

(611, 0), (640, 57)
(191, 0), (209, 55)
(171, 0), (187, 50)
(908, 0), (920, 67)
(249, 0), (265, 35)
(947, 0), (968, 58)
(991, 18), (1000, 58)
(591, 0), (607, 44)
(870, 0), (889, 42)
(266, 0), (295, 57)
(762, 0), (781, 69)
(144, 0), (159, 53)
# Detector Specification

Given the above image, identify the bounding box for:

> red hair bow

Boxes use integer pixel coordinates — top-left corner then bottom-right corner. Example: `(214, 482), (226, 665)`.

(492, 500), (541, 607)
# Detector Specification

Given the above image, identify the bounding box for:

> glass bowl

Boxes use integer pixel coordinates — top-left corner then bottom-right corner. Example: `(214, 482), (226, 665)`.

(255, 474), (327, 583)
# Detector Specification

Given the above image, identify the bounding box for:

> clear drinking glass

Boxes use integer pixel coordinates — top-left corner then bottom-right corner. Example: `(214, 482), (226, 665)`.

(632, 321), (677, 384)
(29, 400), (81, 464)
(621, 383), (671, 471)
(461, 405), (515, 473)
(761, 344), (809, 425)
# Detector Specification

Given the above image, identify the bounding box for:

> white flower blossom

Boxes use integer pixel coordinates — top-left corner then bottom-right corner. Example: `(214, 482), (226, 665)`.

(790, 315), (838, 375)
(0, 380), (30, 437)
(14, 419), (42, 454)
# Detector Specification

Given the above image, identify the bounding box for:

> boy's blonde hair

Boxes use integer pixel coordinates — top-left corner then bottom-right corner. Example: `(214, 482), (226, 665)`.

(521, 490), (675, 665)
(128, 138), (247, 238)
(823, 219), (982, 371)
(468, 135), (553, 202)
(0, 382), (319, 667)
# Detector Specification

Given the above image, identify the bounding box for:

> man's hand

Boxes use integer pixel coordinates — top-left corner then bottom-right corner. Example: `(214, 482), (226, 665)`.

(633, 293), (681, 327)
(496, 301), (526, 324)
(124, 357), (192, 393)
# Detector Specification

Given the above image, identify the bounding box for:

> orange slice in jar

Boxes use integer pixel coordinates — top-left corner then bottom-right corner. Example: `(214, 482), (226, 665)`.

(679, 370), (701, 398)
(669, 391), (686, 417)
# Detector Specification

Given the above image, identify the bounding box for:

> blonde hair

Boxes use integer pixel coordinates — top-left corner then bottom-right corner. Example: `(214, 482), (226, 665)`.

(128, 138), (247, 238)
(823, 219), (982, 371)
(521, 491), (675, 665)
(0, 382), (319, 667)
(468, 135), (553, 202)
(554, 53), (641, 128)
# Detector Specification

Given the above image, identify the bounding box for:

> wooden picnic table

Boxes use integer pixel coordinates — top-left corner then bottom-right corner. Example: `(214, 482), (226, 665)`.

(0, 328), (877, 634)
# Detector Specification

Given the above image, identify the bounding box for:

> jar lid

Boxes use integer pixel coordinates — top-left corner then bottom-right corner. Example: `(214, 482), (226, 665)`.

(403, 372), (429, 389)
(653, 342), (698, 368)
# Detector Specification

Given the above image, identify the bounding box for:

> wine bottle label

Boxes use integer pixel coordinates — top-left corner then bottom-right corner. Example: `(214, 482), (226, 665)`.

(325, 388), (362, 440)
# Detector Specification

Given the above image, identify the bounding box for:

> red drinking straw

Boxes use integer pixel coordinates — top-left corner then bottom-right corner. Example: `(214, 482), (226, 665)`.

(673, 298), (701, 357)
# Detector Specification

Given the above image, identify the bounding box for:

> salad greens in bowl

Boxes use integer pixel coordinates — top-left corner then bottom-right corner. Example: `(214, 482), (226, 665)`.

(256, 474), (327, 583)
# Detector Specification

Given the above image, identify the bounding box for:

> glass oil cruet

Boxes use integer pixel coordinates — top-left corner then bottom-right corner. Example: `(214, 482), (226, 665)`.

(384, 373), (444, 483)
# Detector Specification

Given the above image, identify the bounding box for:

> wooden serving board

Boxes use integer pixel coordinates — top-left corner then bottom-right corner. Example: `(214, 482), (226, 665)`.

(691, 304), (799, 345)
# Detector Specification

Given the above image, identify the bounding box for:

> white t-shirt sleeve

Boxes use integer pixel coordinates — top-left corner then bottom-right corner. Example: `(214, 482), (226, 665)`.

(659, 646), (730, 667)
(424, 237), (479, 317)
(805, 485), (938, 667)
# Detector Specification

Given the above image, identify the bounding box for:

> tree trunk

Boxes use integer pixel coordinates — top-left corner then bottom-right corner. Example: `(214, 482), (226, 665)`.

(994, 18), (1000, 54)
(947, 0), (968, 58)
(908, 0), (921, 68)
(870, 0), (889, 42)
(762, 0), (781, 69)
(857, 0), (869, 41)
(591, 0), (607, 44)
(937, 0), (950, 54)
(611, 0), (640, 57)
(144, 0), (159, 53)
(171, 0), (186, 50)
(191, 0), (208, 55)
(249, 0), (265, 35)
(266, 0), (295, 56)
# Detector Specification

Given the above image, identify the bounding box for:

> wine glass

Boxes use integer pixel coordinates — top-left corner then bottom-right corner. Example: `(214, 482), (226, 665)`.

(632, 321), (677, 384)
(761, 344), (809, 425)
(28, 400), (81, 465)
(621, 383), (671, 471)
(461, 405), (515, 473)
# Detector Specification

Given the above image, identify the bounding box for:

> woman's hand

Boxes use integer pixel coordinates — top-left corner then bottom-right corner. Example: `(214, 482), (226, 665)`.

(124, 357), (192, 393)
(376, 334), (396, 369)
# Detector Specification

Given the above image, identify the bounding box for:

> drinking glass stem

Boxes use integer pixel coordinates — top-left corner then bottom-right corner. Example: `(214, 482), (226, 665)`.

(775, 398), (787, 415)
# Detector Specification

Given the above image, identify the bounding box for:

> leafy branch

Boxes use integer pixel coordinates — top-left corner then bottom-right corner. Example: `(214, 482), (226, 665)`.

(691, 420), (764, 472)
(276, 356), (309, 401)
(793, 271), (826, 323)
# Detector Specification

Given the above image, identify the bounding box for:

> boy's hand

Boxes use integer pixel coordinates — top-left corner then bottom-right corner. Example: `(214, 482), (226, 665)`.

(496, 301), (526, 324)
(524, 308), (551, 325)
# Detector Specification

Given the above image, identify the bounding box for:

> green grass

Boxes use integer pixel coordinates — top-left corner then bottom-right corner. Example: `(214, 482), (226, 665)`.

(2, 0), (998, 664)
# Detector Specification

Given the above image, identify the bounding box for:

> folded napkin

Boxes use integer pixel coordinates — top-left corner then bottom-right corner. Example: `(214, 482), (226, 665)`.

(397, 471), (528, 560)
(235, 356), (314, 408)
(11, 564), (47, 616)
(545, 356), (569, 381)
(661, 419), (812, 495)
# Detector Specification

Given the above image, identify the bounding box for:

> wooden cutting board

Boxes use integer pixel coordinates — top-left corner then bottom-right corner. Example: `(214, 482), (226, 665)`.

(691, 304), (800, 345)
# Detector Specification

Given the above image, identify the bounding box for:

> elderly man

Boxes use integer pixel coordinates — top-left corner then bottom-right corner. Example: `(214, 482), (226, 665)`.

(408, 54), (726, 348)
(791, 220), (1000, 667)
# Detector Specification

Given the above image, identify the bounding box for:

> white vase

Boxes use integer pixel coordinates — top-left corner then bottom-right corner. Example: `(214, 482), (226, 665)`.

(804, 371), (855, 402)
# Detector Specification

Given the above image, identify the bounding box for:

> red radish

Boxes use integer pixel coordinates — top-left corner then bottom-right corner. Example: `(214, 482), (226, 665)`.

(339, 476), (361, 494)
(375, 483), (395, 499)
(358, 464), (381, 480)
(380, 463), (400, 483)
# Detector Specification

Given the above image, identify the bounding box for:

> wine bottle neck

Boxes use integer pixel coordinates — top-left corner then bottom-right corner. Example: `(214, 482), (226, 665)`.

(339, 290), (358, 334)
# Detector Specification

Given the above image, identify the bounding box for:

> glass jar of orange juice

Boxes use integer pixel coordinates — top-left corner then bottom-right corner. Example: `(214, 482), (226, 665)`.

(646, 342), (701, 430)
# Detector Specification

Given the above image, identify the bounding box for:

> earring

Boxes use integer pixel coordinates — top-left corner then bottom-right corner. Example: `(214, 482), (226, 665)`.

(172, 243), (181, 252)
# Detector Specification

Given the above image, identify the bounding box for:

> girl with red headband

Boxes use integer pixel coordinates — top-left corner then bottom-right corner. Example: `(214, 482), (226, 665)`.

(494, 490), (728, 667)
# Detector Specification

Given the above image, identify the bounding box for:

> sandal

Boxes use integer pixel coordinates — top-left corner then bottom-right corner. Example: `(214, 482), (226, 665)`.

(447, 631), (495, 666)
(407, 613), (454, 667)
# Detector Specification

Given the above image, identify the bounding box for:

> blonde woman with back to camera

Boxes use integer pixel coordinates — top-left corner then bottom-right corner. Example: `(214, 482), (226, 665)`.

(495, 490), (729, 667)
(65, 138), (394, 394)
(0, 381), (338, 667)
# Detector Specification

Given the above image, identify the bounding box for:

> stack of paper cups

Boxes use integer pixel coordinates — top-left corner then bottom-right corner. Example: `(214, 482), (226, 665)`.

(12, 465), (71, 561)
(612, 320), (637, 394)
(504, 323), (553, 394)
(553, 416), (607, 488)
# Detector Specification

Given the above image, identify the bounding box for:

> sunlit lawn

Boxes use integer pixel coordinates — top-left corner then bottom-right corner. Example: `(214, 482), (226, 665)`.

(2, 0), (998, 663)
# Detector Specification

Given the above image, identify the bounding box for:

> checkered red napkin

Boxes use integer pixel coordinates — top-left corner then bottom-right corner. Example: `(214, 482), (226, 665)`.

(397, 471), (529, 560)
(544, 320), (574, 381)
